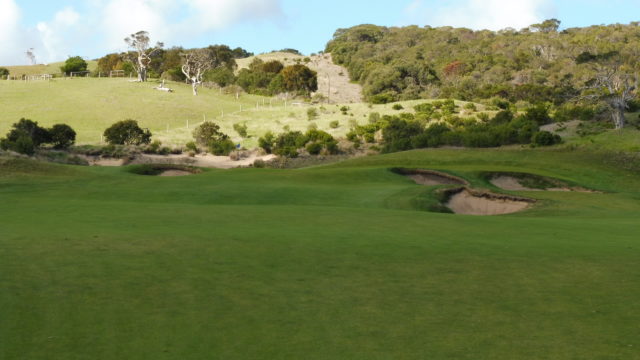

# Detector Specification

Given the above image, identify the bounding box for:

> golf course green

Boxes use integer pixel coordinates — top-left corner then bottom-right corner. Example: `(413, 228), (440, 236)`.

(1, 147), (639, 359)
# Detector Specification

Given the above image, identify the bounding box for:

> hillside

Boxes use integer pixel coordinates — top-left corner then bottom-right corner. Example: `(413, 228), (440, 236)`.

(3, 60), (98, 77)
(237, 52), (363, 104)
(326, 23), (640, 104)
(0, 77), (487, 147)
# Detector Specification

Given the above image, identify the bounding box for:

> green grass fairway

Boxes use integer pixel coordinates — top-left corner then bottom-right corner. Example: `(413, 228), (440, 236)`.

(0, 78), (487, 147)
(1, 148), (639, 359)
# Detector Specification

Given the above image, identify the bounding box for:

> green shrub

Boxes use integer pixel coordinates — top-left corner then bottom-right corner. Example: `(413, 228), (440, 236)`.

(306, 142), (323, 155)
(48, 124), (76, 149)
(532, 131), (562, 146)
(307, 108), (319, 121)
(258, 131), (276, 153)
(104, 120), (152, 145)
(209, 138), (236, 156)
(392, 104), (404, 110)
(330, 120), (340, 129)
(233, 123), (248, 138)
(368, 112), (381, 123)
(464, 103), (477, 111)
(193, 121), (225, 146)
(185, 141), (199, 154)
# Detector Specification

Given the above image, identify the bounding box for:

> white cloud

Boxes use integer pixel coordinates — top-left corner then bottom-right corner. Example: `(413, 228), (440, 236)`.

(407, 0), (555, 31)
(101, 0), (176, 51)
(0, 0), (284, 65)
(37, 7), (82, 64)
(184, 0), (284, 31)
(0, 0), (22, 65)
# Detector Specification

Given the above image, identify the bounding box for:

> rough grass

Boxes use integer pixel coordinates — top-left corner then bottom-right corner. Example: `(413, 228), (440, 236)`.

(3, 60), (98, 77)
(0, 78), (487, 148)
(1, 148), (639, 359)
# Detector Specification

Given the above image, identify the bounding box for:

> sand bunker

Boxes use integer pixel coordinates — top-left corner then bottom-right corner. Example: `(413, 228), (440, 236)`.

(444, 188), (534, 216)
(488, 173), (596, 193)
(393, 168), (469, 186)
(158, 170), (193, 177)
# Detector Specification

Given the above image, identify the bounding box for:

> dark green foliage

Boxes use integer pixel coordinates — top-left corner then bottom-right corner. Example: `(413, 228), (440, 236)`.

(3, 119), (51, 147)
(209, 138), (236, 156)
(185, 141), (199, 153)
(281, 65), (318, 95)
(1, 135), (35, 155)
(523, 103), (553, 125)
(233, 123), (248, 138)
(193, 122), (235, 155)
(392, 104), (404, 111)
(532, 131), (562, 146)
(193, 122), (226, 146)
(307, 108), (319, 121)
(330, 120), (340, 129)
(260, 129), (338, 157)
(326, 23), (640, 106)
(258, 132), (276, 154)
(0, 67), (9, 78)
(60, 56), (88, 74)
(48, 124), (76, 149)
(204, 67), (236, 87)
(103, 120), (152, 146)
(381, 118), (424, 153)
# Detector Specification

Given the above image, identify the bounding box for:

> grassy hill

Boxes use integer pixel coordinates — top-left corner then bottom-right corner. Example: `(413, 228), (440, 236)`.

(0, 77), (487, 147)
(1, 147), (639, 359)
(3, 60), (98, 77)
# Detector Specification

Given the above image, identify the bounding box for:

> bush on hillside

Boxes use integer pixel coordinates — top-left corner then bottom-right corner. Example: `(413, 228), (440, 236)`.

(60, 56), (88, 74)
(103, 120), (152, 146)
(193, 122), (226, 146)
(532, 131), (562, 146)
(0, 67), (9, 79)
(49, 124), (76, 149)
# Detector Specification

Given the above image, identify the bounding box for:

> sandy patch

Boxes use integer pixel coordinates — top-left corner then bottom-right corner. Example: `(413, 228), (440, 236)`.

(445, 188), (534, 216)
(125, 153), (276, 169)
(394, 168), (469, 186)
(490, 175), (595, 193)
(158, 170), (193, 177)
(79, 155), (126, 167)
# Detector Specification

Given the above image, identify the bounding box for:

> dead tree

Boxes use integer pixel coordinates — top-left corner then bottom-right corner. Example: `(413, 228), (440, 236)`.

(181, 49), (214, 96)
(124, 31), (163, 82)
(584, 66), (637, 129)
(26, 49), (36, 65)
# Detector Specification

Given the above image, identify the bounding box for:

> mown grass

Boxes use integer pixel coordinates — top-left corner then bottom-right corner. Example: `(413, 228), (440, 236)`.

(1, 147), (639, 359)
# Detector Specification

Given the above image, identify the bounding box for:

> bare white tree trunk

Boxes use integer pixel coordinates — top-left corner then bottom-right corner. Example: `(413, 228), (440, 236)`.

(192, 78), (198, 96)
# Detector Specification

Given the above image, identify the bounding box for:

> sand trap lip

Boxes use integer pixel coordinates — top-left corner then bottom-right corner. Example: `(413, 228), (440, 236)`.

(392, 168), (469, 186)
(158, 170), (193, 177)
(487, 173), (598, 193)
(129, 164), (201, 176)
(443, 187), (535, 216)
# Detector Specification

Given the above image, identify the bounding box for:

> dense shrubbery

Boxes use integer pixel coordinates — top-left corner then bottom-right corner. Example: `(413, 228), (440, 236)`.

(0, 119), (76, 155)
(103, 120), (152, 146)
(326, 22), (640, 108)
(97, 44), (251, 80)
(344, 103), (561, 154)
(0, 67), (9, 79)
(258, 129), (338, 157)
(236, 58), (318, 96)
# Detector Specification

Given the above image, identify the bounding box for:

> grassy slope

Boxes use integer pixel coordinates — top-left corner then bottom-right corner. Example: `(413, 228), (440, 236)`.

(0, 78), (487, 147)
(3, 61), (98, 76)
(1, 148), (639, 359)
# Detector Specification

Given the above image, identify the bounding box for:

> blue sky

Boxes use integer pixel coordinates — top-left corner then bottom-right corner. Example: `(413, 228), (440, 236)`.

(1, 0), (638, 65)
